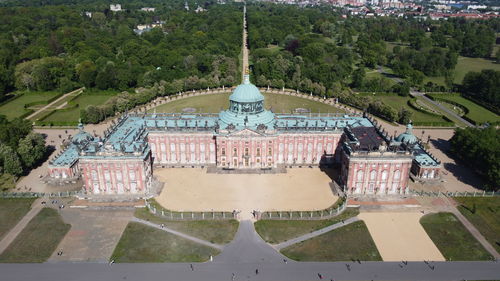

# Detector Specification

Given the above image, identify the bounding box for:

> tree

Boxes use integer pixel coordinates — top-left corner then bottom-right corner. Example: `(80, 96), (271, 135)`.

(17, 132), (46, 169)
(0, 118), (32, 149)
(393, 82), (410, 97)
(351, 67), (365, 89)
(76, 61), (97, 88)
(398, 108), (412, 124)
(449, 127), (499, 189)
(0, 144), (23, 176)
(462, 70), (500, 112)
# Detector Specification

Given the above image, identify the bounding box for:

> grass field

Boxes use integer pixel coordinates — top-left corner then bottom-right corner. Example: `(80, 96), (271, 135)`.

(0, 208), (70, 263)
(0, 198), (35, 240)
(41, 93), (116, 123)
(111, 222), (219, 263)
(151, 92), (345, 114)
(281, 220), (382, 261)
(420, 212), (492, 261)
(0, 92), (60, 119)
(428, 94), (499, 125)
(455, 197), (500, 253)
(425, 56), (500, 85)
(255, 208), (359, 244)
(134, 208), (238, 244)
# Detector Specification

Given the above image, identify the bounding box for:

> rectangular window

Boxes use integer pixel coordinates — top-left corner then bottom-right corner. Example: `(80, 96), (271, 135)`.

(233, 148), (237, 156)
(221, 147), (226, 156)
(268, 147), (272, 156)
(244, 147), (249, 156)
(256, 148), (261, 157)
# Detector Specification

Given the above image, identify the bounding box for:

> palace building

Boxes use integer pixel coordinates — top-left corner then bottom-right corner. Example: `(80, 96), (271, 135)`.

(47, 74), (441, 196)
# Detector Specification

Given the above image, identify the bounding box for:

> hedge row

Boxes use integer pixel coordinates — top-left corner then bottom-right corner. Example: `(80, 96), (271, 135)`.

(407, 98), (443, 117)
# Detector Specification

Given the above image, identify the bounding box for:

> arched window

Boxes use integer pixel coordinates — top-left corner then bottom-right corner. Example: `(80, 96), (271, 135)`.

(370, 170), (377, 181)
(356, 170), (364, 181)
(394, 170), (401, 180)
(233, 148), (237, 156)
(381, 170), (388, 181)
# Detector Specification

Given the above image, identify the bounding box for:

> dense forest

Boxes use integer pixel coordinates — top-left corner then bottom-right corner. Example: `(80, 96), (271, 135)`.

(0, 0), (242, 100)
(247, 3), (499, 120)
(449, 127), (499, 190)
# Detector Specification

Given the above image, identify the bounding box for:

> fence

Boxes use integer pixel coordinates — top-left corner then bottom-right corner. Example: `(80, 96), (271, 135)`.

(410, 190), (500, 197)
(0, 190), (82, 199)
(145, 199), (237, 221)
(258, 197), (348, 220)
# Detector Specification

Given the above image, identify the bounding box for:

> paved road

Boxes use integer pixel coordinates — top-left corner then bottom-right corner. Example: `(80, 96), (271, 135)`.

(0, 199), (43, 254)
(410, 90), (474, 127)
(215, 220), (286, 264)
(132, 217), (223, 250)
(1, 261), (499, 281)
(274, 217), (360, 250)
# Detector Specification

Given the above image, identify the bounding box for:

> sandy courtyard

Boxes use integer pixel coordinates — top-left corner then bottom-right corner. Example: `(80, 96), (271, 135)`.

(359, 212), (445, 262)
(155, 168), (338, 218)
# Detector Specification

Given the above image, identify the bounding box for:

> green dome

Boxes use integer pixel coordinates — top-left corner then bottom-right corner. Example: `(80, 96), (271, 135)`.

(395, 123), (418, 144)
(72, 123), (93, 145)
(229, 75), (264, 103)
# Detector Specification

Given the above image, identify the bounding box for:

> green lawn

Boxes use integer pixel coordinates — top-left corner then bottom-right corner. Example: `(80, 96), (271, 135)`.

(281, 220), (382, 261)
(255, 207), (359, 244)
(151, 92), (345, 114)
(0, 91), (60, 119)
(455, 197), (500, 254)
(0, 198), (35, 240)
(0, 208), (70, 263)
(428, 93), (499, 125)
(134, 208), (238, 244)
(454, 57), (500, 84)
(420, 212), (492, 261)
(111, 222), (219, 263)
(41, 93), (116, 123)
(425, 56), (500, 85)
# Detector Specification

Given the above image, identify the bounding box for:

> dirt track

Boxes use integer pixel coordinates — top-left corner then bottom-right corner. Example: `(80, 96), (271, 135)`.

(359, 212), (445, 262)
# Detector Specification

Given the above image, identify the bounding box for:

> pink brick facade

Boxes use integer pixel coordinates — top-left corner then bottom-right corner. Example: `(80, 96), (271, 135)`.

(79, 155), (152, 195)
(341, 155), (413, 195)
(147, 131), (343, 169)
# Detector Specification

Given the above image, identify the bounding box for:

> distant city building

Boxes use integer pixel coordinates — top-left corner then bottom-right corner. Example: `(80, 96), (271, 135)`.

(140, 7), (156, 12)
(48, 74), (441, 196)
(133, 22), (164, 35)
(195, 6), (207, 13)
(185, 1), (189, 11)
(84, 11), (92, 18)
(110, 4), (122, 12)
